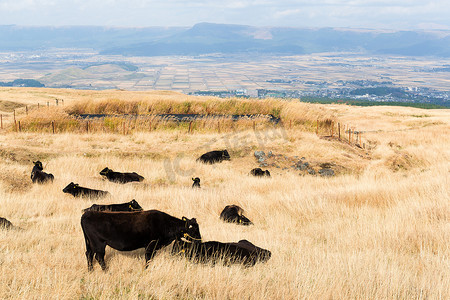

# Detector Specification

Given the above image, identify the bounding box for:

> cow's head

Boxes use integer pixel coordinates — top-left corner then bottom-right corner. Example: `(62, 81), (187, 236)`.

(63, 182), (78, 194)
(222, 150), (231, 160)
(99, 167), (112, 176)
(264, 170), (271, 177)
(192, 177), (200, 183)
(129, 199), (143, 211)
(33, 161), (43, 171)
(181, 217), (201, 242)
(239, 215), (253, 226)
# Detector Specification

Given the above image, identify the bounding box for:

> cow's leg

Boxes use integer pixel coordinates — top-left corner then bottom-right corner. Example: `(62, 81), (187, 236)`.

(82, 233), (95, 271)
(91, 241), (107, 271)
(144, 240), (159, 268)
(85, 246), (94, 271)
(144, 238), (172, 268)
(95, 251), (107, 271)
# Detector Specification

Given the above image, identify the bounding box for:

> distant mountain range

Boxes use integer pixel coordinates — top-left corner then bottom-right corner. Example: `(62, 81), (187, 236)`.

(1, 23), (449, 57)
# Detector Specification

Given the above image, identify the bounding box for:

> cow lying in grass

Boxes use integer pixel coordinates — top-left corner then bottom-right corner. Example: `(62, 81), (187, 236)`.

(172, 239), (271, 267)
(250, 168), (271, 177)
(0, 217), (14, 230)
(63, 182), (110, 198)
(220, 205), (253, 225)
(82, 199), (143, 213)
(81, 210), (201, 271)
(31, 161), (54, 184)
(197, 150), (230, 164)
(100, 167), (144, 184)
(192, 177), (201, 188)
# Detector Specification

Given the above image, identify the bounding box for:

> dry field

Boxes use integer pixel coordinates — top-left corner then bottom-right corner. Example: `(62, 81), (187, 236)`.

(0, 88), (449, 299)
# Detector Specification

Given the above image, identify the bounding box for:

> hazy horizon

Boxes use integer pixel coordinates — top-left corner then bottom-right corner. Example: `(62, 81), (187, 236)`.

(0, 0), (449, 31)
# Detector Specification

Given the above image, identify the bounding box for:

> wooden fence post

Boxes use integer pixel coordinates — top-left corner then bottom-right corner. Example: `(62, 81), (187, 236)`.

(0, 114), (2, 129)
(338, 123), (341, 140)
(38, 103), (40, 109)
(52, 121), (55, 134)
(86, 121), (89, 134)
(56, 99), (58, 106)
(26, 105), (28, 115)
(47, 102), (49, 108)
(18, 121), (21, 132)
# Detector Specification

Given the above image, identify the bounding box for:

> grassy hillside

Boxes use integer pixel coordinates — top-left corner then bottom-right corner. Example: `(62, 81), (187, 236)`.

(0, 88), (449, 299)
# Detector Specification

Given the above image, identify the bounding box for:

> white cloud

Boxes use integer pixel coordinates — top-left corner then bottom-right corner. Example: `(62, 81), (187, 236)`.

(0, 0), (449, 29)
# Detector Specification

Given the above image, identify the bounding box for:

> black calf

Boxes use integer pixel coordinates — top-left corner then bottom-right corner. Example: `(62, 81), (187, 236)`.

(31, 161), (54, 184)
(100, 167), (144, 184)
(250, 168), (271, 177)
(192, 177), (201, 188)
(220, 205), (253, 225)
(63, 182), (109, 198)
(172, 239), (271, 266)
(197, 150), (230, 164)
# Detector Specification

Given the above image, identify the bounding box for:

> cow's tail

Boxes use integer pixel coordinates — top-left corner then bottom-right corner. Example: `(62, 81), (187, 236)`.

(80, 214), (91, 250)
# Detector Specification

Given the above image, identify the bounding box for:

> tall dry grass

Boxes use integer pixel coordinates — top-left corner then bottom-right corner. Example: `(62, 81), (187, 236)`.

(0, 91), (449, 299)
(1, 88), (336, 134)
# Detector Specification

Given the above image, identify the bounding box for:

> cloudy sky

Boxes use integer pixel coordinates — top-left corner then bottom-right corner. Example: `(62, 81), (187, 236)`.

(0, 0), (449, 30)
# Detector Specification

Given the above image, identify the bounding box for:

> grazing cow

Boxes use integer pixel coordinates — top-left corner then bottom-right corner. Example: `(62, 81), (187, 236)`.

(172, 239), (271, 266)
(81, 210), (201, 271)
(99, 167), (144, 184)
(0, 217), (14, 229)
(192, 177), (201, 188)
(220, 205), (253, 225)
(82, 199), (143, 213)
(250, 168), (271, 177)
(197, 150), (230, 164)
(63, 182), (109, 198)
(31, 161), (54, 184)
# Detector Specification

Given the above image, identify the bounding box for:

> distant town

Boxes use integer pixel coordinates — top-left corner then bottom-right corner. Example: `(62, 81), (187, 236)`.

(0, 49), (449, 107)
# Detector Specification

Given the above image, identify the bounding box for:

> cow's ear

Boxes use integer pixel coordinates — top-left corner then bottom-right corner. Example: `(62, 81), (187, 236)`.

(182, 216), (187, 221)
(192, 178), (194, 181)
(75, 184), (79, 187)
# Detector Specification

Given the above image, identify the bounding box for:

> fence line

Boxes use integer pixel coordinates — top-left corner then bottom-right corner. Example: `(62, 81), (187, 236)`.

(2, 101), (366, 149)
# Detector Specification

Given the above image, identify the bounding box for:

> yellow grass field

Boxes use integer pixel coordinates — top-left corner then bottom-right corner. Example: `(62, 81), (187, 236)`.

(0, 88), (449, 299)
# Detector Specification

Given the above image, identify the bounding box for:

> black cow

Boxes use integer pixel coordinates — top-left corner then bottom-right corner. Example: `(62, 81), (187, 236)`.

(192, 177), (201, 188)
(63, 182), (109, 198)
(220, 205), (253, 225)
(82, 199), (143, 213)
(100, 167), (144, 184)
(250, 168), (271, 177)
(31, 161), (54, 184)
(0, 217), (14, 229)
(172, 239), (271, 266)
(197, 150), (230, 164)
(81, 210), (201, 271)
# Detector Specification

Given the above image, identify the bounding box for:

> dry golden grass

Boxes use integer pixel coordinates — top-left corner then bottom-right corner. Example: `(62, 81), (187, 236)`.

(0, 87), (336, 134)
(0, 89), (449, 299)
